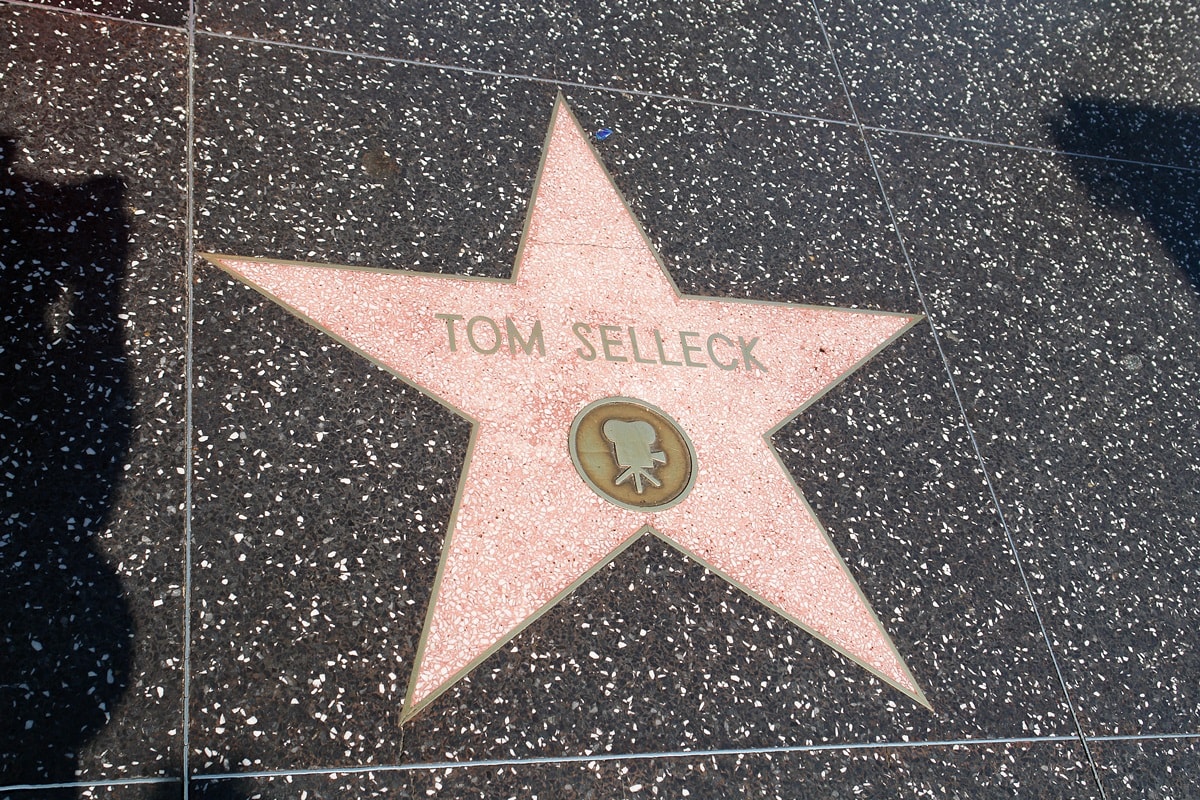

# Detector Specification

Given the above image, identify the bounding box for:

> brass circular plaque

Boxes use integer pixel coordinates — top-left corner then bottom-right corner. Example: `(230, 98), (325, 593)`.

(569, 397), (696, 512)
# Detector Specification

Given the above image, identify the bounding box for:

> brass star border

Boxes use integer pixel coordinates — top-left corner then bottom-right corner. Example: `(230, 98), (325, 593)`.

(202, 94), (931, 722)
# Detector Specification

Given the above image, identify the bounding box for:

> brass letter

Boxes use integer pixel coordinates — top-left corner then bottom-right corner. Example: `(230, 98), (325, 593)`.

(707, 333), (738, 370)
(435, 313), (463, 352)
(628, 327), (656, 364)
(573, 322), (597, 361)
(599, 325), (627, 362)
(679, 331), (706, 368)
(652, 329), (683, 367)
(738, 336), (766, 372)
(506, 318), (545, 356)
(467, 315), (502, 355)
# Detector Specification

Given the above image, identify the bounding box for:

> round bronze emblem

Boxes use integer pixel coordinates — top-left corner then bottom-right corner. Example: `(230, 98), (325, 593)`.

(569, 397), (696, 512)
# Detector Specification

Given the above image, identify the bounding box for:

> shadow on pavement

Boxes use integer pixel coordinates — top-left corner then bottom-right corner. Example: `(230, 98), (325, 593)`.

(0, 135), (134, 790)
(1050, 97), (1200, 294)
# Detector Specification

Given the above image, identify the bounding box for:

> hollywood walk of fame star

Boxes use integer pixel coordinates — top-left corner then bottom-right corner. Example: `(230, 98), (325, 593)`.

(202, 94), (930, 722)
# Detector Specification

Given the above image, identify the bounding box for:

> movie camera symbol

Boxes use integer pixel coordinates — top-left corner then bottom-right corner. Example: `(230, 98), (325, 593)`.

(602, 418), (666, 494)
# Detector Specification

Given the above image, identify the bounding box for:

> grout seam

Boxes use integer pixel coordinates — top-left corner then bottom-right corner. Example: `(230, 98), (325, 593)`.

(806, 0), (1111, 796)
(4, 731), (1197, 791)
(860, 123), (1200, 175)
(181, 0), (197, 794)
(186, 735), (1086, 782)
(1088, 733), (1200, 743)
(0, 778), (181, 793)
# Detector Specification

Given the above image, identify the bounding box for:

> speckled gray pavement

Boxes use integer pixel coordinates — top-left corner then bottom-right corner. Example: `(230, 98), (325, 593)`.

(2, 1), (1198, 798)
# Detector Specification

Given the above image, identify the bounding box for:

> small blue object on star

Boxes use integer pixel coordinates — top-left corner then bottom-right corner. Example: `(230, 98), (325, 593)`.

(594, 128), (613, 141)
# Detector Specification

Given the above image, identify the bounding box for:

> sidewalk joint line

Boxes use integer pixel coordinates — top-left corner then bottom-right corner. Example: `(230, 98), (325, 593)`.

(808, 0), (1108, 796)
(860, 123), (1200, 175)
(182, 0), (198, 794)
(1088, 732), (1200, 743)
(188, 735), (1083, 782)
(0, 777), (180, 793)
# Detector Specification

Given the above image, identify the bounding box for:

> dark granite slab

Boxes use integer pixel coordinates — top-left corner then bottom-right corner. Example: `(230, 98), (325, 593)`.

(189, 36), (1075, 774)
(1092, 737), (1200, 799)
(191, 740), (1099, 798)
(870, 131), (1200, 737)
(188, 261), (455, 773)
(0, 6), (188, 787)
(196, 0), (849, 121)
(821, 0), (1200, 169)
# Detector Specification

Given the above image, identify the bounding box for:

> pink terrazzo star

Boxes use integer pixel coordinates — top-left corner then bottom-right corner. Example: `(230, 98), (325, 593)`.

(203, 94), (929, 720)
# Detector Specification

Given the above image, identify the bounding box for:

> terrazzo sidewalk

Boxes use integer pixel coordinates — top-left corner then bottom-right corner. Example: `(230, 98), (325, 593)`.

(2, 1), (1198, 798)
